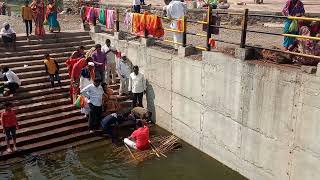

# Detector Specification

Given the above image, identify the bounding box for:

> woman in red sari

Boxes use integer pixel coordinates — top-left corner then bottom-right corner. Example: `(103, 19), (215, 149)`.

(70, 57), (92, 102)
(30, 0), (45, 38)
(66, 46), (85, 77)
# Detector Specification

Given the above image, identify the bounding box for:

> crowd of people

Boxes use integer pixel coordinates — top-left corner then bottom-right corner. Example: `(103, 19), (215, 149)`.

(0, 37), (152, 153)
(0, 0), (61, 49)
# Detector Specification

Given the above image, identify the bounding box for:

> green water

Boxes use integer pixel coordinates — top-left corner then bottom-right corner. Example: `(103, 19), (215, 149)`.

(0, 127), (247, 180)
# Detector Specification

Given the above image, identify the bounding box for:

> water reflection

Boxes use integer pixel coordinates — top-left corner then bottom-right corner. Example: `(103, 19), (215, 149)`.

(0, 129), (247, 180)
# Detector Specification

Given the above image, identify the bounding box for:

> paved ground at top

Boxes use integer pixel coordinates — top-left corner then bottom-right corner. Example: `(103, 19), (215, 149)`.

(101, 0), (320, 14)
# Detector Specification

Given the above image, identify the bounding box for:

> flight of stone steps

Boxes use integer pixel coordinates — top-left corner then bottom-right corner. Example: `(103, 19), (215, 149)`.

(0, 31), (131, 160)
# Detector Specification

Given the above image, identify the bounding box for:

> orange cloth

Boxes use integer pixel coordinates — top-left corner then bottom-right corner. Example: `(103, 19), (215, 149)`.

(208, 38), (216, 48)
(132, 12), (164, 38)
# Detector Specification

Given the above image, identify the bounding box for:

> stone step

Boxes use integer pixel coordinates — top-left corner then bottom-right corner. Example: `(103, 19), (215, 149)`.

(0, 51), (71, 64)
(35, 136), (105, 156)
(0, 31), (90, 42)
(16, 79), (69, 93)
(0, 123), (91, 160)
(15, 67), (68, 79)
(0, 40), (95, 52)
(15, 98), (71, 114)
(0, 36), (92, 47)
(11, 60), (68, 73)
(0, 115), (86, 143)
(16, 104), (76, 121)
(0, 85), (69, 102)
(17, 109), (81, 129)
(8, 92), (69, 109)
(20, 73), (69, 86)
(0, 44), (94, 58)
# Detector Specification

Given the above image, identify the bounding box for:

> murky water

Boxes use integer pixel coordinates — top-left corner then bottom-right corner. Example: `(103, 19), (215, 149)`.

(0, 127), (246, 180)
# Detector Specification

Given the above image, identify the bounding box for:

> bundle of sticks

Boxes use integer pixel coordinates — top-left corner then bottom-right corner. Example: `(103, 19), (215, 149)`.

(114, 135), (180, 164)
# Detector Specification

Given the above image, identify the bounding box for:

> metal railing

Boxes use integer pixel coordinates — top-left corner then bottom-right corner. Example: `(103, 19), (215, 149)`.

(87, 4), (320, 61)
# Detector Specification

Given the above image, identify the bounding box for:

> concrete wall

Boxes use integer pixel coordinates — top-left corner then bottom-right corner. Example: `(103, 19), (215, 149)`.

(90, 32), (320, 180)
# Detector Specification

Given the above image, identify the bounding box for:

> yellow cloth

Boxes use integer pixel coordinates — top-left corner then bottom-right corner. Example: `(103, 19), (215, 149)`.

(21, 6), (33, 20)
(44, 58), (58, 74)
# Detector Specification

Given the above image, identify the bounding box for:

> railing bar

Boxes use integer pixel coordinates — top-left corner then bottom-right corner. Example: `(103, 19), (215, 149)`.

(210, 25), (241, 31)
(186, 32), (207, 37)
(288, 16), (320, 22)
(185, 20), (208, 25)
(247, 30), (282, 36)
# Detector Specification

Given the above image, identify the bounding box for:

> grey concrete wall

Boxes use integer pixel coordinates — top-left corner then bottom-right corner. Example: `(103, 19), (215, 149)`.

(90, 32), (320, 180)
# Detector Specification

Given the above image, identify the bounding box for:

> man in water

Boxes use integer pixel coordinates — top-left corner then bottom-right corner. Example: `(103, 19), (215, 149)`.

(124, 120), (150, 150)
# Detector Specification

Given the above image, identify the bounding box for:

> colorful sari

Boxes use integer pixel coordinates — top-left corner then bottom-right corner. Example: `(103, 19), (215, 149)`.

(46, 2), (60, 32)
(31, 1), (45, 37)
(70, 58), (88, 101)
(282, 0), (305, 48)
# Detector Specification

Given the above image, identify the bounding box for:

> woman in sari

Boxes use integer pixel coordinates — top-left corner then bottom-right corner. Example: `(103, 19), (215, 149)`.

(46, 0), (60, 33)
(282, 0), (305, 50)
(70, 57), (92, 102)
(30, 0), (45, 38)
(293, 26), (320, 65)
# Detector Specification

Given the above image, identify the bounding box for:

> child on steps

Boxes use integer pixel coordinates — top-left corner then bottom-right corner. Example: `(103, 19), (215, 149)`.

(0, 102), (19, 153)
(44, 53), (62, 88)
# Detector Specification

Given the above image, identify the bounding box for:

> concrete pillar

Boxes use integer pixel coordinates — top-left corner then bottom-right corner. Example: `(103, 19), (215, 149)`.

(235, 47), (254, 60)
(178, 46), (196, 57)
(301, 65), (317, 74)
(317, 63), (320, 77)
(141, 38), (155, 47)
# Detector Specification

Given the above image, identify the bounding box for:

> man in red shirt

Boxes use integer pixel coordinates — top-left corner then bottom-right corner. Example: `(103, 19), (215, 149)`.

(124, 120), (149, 150)
(0, 102), (19, 153)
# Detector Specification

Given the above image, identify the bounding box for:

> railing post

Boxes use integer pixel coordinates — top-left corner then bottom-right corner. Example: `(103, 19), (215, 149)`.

(206, 6), (212, 51)
(115, 9), (120, 32)
(240, 9), (248, 48)
(182, 16), (187, 47)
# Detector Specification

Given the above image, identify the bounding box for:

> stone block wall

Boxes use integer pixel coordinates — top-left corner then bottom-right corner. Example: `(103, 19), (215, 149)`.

(90, 32), (320, 180)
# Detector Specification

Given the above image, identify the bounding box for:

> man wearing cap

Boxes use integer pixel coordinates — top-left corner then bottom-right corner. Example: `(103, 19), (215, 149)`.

(116, 53), (132, 96)
(0, 23), (16, 50)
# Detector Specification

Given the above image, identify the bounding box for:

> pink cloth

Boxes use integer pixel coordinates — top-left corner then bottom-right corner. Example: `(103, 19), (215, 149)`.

(105, 10), (115, 29)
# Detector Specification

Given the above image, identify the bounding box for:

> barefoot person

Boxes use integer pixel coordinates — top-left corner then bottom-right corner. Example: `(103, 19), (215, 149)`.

(0, 23), (16, 50)
(124, 120), (150, 150)
(44, 54), (61, 88)
(31, 0), (45, 39)
(46, 0), (61, 33)
(0, 102), (19, 153)
(0, 67), (21, 96)
(81, 79), (104, 132)
(21, 0), (33, 40)
(129, 66), (146, 108)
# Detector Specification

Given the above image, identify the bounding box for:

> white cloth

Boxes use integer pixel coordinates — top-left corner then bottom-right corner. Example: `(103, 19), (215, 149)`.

(124, 138), (137, 149)
(132, 0), (141, 5)
(101, 45), (116, 64)
(165, 0), (186, 29)
(80, 98), (90, 115)
(2, 70), (21, 85)
(117, 60), (131, 79)
(119, 78), (129, 94)
(129, 72), (146, 93)
(0, 27), (15, 37)
(80, 84), (104, 106)
(173, 32), (183, 49)
(79, 77), (93, 91)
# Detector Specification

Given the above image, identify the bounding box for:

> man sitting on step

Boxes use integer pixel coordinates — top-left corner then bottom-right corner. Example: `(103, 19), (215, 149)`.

(0, 22), (16, 50)
(0, 66), (21, 96)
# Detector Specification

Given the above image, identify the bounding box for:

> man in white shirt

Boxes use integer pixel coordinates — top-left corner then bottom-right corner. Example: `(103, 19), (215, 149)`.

(101, 39), (117, 84)
(81, 79), (104, 132)
(132, 0), (141, 13)
(0, 22), (16, 50)
(129, 66), (146, 107)
(1, 66), (21, 96)
(116, 54), (132, 96)
(163, 0), (186, 49)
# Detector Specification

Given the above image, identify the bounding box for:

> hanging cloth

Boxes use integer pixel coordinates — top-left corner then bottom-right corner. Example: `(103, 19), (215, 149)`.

(99, 8), (106, 25)
(124, 11), (132, 29)
(105, 10), (115, 29)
